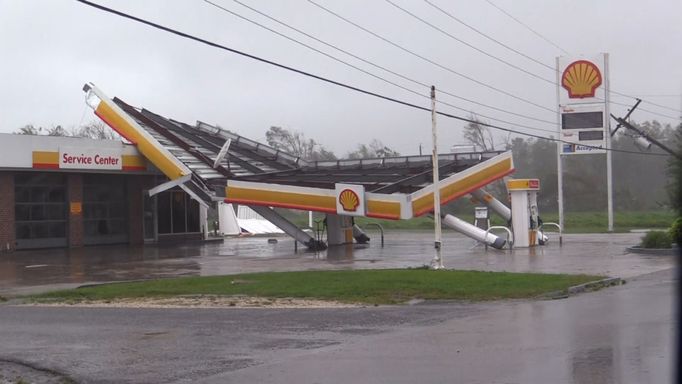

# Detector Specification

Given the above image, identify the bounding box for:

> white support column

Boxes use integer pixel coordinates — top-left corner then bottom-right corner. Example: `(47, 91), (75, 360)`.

(200, 204), (209, 240)
(218, 202), (240, 236)
(326, 214), (353, 246)
(430, 85), (443, 269)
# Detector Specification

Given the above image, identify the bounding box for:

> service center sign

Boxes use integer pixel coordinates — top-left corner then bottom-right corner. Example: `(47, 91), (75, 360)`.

(59, 147), (122, 170)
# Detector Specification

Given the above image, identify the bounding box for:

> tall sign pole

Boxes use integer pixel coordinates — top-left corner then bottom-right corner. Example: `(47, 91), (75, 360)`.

(556, 54), (610, 232)
(430, 85), (443, 270)
(556, 57), (565, 230)
(604, 54), (614, 232)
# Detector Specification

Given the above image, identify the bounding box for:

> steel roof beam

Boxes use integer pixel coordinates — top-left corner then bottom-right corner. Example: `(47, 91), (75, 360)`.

(186, 128), (294, 172)
(140, 109), (268, 176)
(114, 99), (232, 178)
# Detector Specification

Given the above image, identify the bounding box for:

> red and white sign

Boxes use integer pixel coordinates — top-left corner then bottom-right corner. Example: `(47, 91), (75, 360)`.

(335, 183), (366, 216)
(557, 53), (609, 155)
(558, 54), (607, 106)
(59, 147), (122, 170)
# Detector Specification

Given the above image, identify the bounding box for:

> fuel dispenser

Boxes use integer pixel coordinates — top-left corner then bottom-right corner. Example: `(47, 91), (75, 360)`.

(506, 179), (541, 247)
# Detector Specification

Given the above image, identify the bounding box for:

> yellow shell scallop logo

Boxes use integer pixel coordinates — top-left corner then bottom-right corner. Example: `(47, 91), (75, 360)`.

(561, 60), (602, 98)
(339, 189), (360, 212)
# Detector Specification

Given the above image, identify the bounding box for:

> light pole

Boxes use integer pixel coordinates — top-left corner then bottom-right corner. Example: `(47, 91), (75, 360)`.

(430, 86), (443, 269)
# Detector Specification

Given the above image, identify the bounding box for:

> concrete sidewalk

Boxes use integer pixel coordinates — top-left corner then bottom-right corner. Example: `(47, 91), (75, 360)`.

(0, 231), (675, 296)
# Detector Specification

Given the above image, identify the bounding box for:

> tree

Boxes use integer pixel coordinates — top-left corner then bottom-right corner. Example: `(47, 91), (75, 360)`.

(72, 121), (119, 140)
(14, 124), (41, 135)
(46, 125), (68, 136)
(265, 126), (336, 161)
(13, 121), (119, 140)
(666, 124), (682, 211)
(462, 114), (510, 151)
(347, 139), (400, 159)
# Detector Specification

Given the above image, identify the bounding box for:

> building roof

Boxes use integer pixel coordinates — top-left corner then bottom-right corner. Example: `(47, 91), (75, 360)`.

(112, 97), (504, 198)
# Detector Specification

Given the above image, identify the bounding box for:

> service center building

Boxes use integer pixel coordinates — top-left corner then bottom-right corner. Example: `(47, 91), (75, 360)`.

(0, 133), (204, 252)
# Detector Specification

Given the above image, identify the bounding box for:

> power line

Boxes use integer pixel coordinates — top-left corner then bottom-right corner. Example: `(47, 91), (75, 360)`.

(384, 0), (556, 85)
(609, 89), (682, 114)
(306, 0), (557, 115)
(607, 97), (680, 120)
(74, 0), (670, 157)
(205, 0), (557, 133)
(315, 0), (681, 121)
(224, 0), (556, 126)
(423, 0), (554, 71)
(483, 0), (568, 55)
(624, 94), (681, 98)
(481, 0), (682, 117)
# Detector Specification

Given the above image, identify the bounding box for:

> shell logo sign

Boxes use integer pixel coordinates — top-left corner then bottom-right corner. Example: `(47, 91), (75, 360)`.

(335, 183), (366, 216)
(338, 189), (360, 212)
(561, 60), (602, 98)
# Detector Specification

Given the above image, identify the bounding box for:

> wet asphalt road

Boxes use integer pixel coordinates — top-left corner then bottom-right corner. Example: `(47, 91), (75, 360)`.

(0, 268), (675, 383)
(0, 232), (675, 296)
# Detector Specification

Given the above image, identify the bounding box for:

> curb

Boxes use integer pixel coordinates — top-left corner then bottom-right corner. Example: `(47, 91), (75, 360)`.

(542, 277), (623, 300)
(626, 246), (679, 256)
(567, 277), (622, 295)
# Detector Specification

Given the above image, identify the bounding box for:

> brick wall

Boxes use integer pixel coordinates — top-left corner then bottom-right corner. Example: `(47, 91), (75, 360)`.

(0, 172), (15, 253)
(68, 174), (84, 248)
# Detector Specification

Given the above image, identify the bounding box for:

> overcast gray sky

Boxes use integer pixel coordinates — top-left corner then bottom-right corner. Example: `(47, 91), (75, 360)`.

(1, 0), (680, 156)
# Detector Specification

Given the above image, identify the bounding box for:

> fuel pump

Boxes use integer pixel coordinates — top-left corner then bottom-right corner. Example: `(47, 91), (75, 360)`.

(506, 179), (541, 247)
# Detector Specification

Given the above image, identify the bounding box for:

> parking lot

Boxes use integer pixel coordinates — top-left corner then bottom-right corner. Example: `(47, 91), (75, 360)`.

(0, 231), (674, 297)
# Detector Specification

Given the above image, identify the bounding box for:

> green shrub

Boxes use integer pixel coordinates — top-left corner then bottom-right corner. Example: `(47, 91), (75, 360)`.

(640, 231), (673, 249)
(669, 217), (682, 244)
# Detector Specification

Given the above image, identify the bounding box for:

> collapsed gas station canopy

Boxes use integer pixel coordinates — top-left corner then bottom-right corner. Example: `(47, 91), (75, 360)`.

(84, 83), (514, 219)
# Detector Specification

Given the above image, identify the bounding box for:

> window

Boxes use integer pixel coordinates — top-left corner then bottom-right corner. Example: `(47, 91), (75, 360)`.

(14, 173), (67, 248)
(172, 191), (187, 233)
(157, 191), (171, 234)
(83, 175), (128, 245)
(156, 189), (201, 235)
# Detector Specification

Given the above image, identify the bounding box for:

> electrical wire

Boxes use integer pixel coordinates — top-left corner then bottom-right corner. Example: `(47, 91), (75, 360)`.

(482, 0), (682, 117)
(406, 0), (682, 120)
(609, 89), (682, 115)
(204, 0), (557, 133)
(74, 0), (670, 157)
(312, 0), (681, 122)
(624, 94), (680, 97)
(223, 0), (681, 124)
(607, 97), (680, 120)
(384, 0), (556, 86)
(483, 0), (568, 55)
(224, 0), (556, 126)
(423, 0), (554, 71)
(306, 0), (557, 115)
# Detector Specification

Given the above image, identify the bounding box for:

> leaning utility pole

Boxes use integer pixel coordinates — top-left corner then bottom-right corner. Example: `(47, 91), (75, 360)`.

(611, 114), (682, 160)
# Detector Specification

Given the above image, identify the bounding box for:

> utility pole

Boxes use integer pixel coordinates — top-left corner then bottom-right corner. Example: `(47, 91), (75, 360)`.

(430, 86), (443, 270)
(605, 55), (614, 232)
(611, 115), (682, 160)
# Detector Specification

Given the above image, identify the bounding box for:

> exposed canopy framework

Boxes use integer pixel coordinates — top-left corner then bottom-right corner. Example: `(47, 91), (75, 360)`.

(83, 83), (514, 219)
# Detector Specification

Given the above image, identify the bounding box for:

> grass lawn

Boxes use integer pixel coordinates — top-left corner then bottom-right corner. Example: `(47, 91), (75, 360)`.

(30, 269), (601, 305)
(283, 210), (676, 233)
